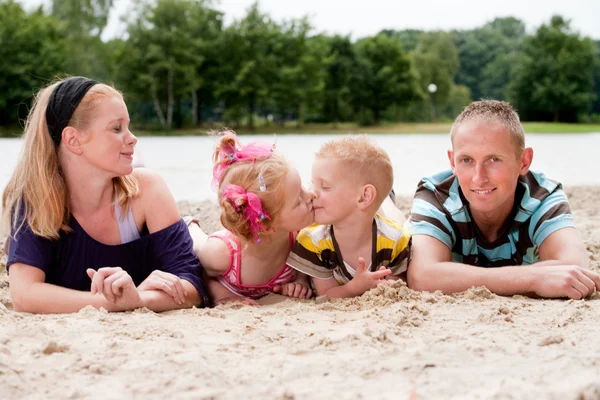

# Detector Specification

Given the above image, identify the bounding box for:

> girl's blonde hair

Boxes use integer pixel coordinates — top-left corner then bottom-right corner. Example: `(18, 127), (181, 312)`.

(213, 133), (290, 242)
(1, 79), (139, 240)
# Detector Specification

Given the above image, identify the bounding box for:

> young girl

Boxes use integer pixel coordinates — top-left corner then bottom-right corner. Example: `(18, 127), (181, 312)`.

(189, 132), (315, 304)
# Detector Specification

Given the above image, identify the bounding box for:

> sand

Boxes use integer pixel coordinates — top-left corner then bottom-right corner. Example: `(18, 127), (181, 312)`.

(1, 186), (600, 400)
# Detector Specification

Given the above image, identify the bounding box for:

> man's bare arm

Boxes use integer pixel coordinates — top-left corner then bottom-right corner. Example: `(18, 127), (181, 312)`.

(407, 233), (599, 299)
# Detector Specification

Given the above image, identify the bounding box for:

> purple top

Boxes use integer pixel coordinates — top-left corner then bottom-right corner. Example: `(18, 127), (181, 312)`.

(7, 216), (209, 307)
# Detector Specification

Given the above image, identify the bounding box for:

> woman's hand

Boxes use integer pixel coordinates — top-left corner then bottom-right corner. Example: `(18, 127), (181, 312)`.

(137, 270), (188, 305)
(86, 267), (142, 310)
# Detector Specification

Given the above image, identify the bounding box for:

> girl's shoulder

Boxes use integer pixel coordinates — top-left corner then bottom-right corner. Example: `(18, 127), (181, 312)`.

(199, 231), (236, 276)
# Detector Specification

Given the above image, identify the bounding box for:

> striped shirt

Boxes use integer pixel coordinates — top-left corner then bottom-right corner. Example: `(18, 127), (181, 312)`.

(406, 170), (575, 267)
(287, 214), (412, 284)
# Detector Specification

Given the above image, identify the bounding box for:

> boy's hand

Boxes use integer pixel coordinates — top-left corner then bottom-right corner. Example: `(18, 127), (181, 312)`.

(347, 257), (392, 296)
(273, 282), (312, 299)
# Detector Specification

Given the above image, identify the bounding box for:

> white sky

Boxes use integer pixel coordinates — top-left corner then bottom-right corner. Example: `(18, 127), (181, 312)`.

(19, 0), (600, 41)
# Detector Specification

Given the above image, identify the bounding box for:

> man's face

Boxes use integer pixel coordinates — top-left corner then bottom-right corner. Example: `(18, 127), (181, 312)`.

(448, 120), (532, 221)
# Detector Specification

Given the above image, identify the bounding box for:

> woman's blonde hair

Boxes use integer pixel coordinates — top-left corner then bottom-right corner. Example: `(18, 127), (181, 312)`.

(213, 133), (290, 242)
(1, 78), (139, 240)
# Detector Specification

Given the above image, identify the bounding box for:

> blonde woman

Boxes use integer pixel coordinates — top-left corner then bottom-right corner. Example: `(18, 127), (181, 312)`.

(2, 76), (209, 313)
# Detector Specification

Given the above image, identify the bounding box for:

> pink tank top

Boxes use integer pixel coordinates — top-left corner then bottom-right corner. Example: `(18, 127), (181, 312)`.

(209, 230), (298, 299)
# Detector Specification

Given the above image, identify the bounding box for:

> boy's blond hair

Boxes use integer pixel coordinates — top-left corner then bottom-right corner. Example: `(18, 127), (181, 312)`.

(450, 100), (525, 154)
(315, 135), (393, 210)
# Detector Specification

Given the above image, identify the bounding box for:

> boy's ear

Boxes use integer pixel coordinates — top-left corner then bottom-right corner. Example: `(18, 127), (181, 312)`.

(357, 184), (377, 210)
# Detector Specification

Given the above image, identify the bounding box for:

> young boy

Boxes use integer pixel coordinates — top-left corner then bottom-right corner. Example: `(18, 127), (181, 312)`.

(286, 135), (412, 298)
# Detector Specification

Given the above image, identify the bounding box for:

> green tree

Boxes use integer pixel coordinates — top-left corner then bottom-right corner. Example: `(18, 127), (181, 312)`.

(350, 34), (421, 125)
(413, 31), (459, 120)
(115, 0), (215, 129)
(592, 40), (600, 117)
(509, 16), (596, 122)
(455, 17), (525, 101)
(0, 1), (66, 127)
(270, 19), (329, 127)
(216, 2), (281, 129)
(51, 0), (112, 36)
(51, 0), (113, 77)
(380, 29), (423, 52)
(321, 35), (355, 126)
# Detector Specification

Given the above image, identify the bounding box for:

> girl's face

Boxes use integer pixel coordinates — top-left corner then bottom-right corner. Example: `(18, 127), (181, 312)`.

(276, 167), (314, 232)
(80, 96), (138, 177)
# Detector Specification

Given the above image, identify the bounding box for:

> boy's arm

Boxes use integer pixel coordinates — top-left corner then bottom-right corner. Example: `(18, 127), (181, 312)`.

(407, 234), (599, 299)
(312, 258), (392, 298)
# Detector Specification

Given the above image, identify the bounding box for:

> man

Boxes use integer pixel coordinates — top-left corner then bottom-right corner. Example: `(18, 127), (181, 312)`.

(407, 100), (599, 299)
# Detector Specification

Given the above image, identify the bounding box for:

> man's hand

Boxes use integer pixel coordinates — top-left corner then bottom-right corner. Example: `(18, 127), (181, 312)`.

(87, 267), (142, 310)
(137, 270), (188, 305)
(346, 257), (392, 297)
(530, 265), (600, 300)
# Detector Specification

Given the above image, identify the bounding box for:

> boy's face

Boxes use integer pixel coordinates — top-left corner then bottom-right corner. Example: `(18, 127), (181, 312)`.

(448, 120), (532, 221)
(311, 157), (360, 225)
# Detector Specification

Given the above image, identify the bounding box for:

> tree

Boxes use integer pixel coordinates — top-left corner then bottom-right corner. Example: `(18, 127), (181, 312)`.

(270, 19), (329, 127)
(380, 29), (423, 53)
(455, 17), (525, 101)
(592, 40), (600, 117)
(321, 35), (355, 126)
(51, 0), (112, 37)
(216, 2), (281, 129)
(413, 31), (459, 120)
(350, 34), (421, 125)
(115, 0), (215, 130)
(0, 1), (66, 127)
(509, 16), (596, 122)
(51, 0), (113, 77)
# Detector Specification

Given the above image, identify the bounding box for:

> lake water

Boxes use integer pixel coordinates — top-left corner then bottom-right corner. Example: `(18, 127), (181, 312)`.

(1, 133), (600, 202)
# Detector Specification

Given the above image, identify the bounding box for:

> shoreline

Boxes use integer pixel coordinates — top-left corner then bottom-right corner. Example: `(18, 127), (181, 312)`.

(1, 185), (599, 399)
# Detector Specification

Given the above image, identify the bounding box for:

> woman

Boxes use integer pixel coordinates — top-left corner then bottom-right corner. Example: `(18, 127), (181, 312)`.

(2, 76), (209, 313)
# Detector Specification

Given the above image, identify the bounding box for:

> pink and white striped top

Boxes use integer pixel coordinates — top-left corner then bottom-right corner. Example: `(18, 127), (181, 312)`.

(210, 230), (298, 299)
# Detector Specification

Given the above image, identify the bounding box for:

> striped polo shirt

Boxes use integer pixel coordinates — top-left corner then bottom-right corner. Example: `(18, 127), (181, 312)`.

(287, 214), (412, 284)
(406, 170), (575, 267)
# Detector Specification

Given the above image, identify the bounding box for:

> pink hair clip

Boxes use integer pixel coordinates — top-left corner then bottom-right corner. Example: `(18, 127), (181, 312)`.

(222, 184), (270, 243)
(212, 134), (276, 190)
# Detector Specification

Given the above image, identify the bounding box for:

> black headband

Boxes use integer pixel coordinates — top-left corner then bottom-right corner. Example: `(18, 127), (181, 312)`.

(46, 77), (98, 147)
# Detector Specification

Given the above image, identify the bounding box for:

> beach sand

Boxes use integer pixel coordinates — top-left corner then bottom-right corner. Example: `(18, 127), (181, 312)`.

(1, 186), (600, 400)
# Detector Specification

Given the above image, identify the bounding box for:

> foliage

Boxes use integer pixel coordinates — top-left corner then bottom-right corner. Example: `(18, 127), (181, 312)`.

(2, 3), (600, 128)
(509, 16), (596, 122)
(350, 34), (421, 125)
(0, 0), (66, 126)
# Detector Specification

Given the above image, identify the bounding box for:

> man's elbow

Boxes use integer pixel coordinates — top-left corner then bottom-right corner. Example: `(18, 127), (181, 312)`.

(407, 263), (434, 292)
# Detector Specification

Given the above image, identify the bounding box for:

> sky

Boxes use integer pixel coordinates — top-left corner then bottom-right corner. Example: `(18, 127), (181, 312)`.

(19, 0), (600, 41)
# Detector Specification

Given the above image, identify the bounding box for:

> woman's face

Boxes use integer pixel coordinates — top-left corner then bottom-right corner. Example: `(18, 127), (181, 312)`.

(276, 167), (314, 232)
(79, 96), (138, 177)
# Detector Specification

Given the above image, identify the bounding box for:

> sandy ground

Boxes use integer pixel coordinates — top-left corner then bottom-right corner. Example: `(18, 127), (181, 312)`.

(1, 186), (600, 400)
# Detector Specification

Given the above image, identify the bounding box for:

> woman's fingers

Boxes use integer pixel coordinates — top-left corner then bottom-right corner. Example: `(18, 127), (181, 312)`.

(148, 271), (187, 304)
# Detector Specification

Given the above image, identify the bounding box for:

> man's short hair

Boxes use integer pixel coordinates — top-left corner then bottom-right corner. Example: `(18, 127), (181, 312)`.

(316, 135), (393, 209)
(450, 100), (525, 152)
